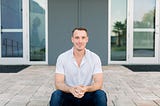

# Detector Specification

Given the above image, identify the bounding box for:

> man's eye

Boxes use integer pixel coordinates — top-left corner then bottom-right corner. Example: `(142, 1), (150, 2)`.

(75, 37), (79, 39)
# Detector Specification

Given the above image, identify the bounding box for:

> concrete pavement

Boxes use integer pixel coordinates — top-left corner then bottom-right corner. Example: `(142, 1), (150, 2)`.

(0, 65), (160, 106)
(105, 65), (160, 106)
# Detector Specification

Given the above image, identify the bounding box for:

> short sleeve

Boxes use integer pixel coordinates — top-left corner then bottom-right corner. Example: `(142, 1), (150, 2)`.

(55, 55), (65, 74)
(93, 55), (102, 74)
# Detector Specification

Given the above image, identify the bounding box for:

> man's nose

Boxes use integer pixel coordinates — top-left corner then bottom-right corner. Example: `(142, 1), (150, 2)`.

(79, 38), (83, 42)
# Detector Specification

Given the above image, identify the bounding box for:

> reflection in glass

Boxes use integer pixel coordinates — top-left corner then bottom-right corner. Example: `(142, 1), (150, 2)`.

(110, 0), (127, 61)
(1, 32), (23, 57)
(1, 0), (22, 29)
(133, 0), (155, 57)
(134, 0), (155, 28)
(29, 0), (46, 61)
(133, 32), (154, 57)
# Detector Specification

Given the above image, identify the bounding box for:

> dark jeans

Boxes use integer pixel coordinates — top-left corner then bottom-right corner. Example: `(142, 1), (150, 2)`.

(50, 90), (107, 106)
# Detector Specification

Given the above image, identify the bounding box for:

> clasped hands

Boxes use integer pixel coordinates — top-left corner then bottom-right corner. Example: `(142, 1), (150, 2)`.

(69, 85), (87, 98)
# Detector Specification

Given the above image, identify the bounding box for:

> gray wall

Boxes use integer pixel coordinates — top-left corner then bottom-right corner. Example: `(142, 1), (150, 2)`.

(48, 0), (108, 65)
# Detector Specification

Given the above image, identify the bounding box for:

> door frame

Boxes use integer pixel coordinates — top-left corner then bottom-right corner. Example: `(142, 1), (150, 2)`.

(128, 0), (159, 64)
(108, 0), (160, 64)
(0, 0), (28, 64)
(0, 0), (48, 65)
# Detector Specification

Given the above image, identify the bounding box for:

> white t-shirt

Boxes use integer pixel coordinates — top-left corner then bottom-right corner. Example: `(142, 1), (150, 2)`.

(55, 48), (102, 87)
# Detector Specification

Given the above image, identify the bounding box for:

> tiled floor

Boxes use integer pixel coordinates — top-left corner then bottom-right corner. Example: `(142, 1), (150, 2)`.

(105, 65), (160, 106)
(0, 65), (160, 106)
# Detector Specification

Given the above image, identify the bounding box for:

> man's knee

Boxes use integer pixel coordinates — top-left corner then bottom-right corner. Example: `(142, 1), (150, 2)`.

(95, 90), (107, 96)
(52, 90), (63, 96)
(50, 90), (63, 106)
(94, 90), (107, 105)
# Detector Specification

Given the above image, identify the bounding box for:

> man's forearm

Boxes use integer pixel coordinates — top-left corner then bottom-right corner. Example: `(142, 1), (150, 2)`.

(55, 82), (71, 93)
(55, 83), (84, 98)
(85, 73), (103, 92)
(85, 82), (102, 92)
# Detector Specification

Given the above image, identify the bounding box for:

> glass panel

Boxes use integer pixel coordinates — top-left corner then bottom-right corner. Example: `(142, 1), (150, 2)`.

(29, 0), (46, 61)
(133, 0), (155, 57)
(1, 32), (23, 57)
(133, 32), (154, 57)
(1, 0), (22, 29)
(110, 0), (127, 61)
(134, 0), (155, 28)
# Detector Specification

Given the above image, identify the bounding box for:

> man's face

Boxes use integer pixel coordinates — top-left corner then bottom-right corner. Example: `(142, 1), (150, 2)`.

(71, 30), (88, 51)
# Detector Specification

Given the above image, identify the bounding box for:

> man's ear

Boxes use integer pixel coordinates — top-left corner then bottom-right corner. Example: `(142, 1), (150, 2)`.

(71, 36), (73, 43)
(86, 36), (89, 43)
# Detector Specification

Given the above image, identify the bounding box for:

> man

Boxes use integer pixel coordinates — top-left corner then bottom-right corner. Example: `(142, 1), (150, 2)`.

(50, 27), (107, 106)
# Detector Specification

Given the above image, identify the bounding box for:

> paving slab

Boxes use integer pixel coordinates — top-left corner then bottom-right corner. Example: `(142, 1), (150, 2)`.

(0, 65), (160, 106)
(133, 100), (158, 106)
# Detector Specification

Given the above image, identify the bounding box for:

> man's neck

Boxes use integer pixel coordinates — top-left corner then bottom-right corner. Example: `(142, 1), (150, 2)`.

(73, 48), (85, 58)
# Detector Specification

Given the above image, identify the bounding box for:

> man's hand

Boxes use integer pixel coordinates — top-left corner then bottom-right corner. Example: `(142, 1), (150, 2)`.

(69, 86), (86, 98)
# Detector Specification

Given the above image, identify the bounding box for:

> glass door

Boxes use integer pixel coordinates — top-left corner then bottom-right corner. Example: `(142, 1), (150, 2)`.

(0, 0), (27, 64)
(129, 0), (159, 64)
(29, 0), (47, 63)
(108, 0), (127, 64)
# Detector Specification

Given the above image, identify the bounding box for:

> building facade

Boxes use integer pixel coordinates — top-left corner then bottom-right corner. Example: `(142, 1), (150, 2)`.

(0, 0), (159, 65)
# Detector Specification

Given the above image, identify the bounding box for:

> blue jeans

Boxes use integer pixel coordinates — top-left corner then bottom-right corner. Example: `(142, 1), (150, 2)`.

(50, 90), (107, 106)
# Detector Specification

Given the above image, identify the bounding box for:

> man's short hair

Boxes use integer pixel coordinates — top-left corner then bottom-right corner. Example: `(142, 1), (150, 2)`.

(72, 27), (88, 36)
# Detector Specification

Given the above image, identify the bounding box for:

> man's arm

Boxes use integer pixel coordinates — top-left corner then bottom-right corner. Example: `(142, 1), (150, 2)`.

(55, 73), (81, 97)
(82, 73), (103, 92)
(55, 73), (70, 92)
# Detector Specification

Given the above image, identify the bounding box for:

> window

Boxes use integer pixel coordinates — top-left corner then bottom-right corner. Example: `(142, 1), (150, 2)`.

(110, 0), (127, 61)
(29, 0), (47, 61)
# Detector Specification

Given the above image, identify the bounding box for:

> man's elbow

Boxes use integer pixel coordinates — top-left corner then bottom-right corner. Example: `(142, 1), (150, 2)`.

(55, 82), (60, 89)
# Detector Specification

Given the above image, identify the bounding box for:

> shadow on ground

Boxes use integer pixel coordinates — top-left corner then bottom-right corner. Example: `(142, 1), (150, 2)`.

(123, 65), (160, 72)
(0, 65), (30, 73)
